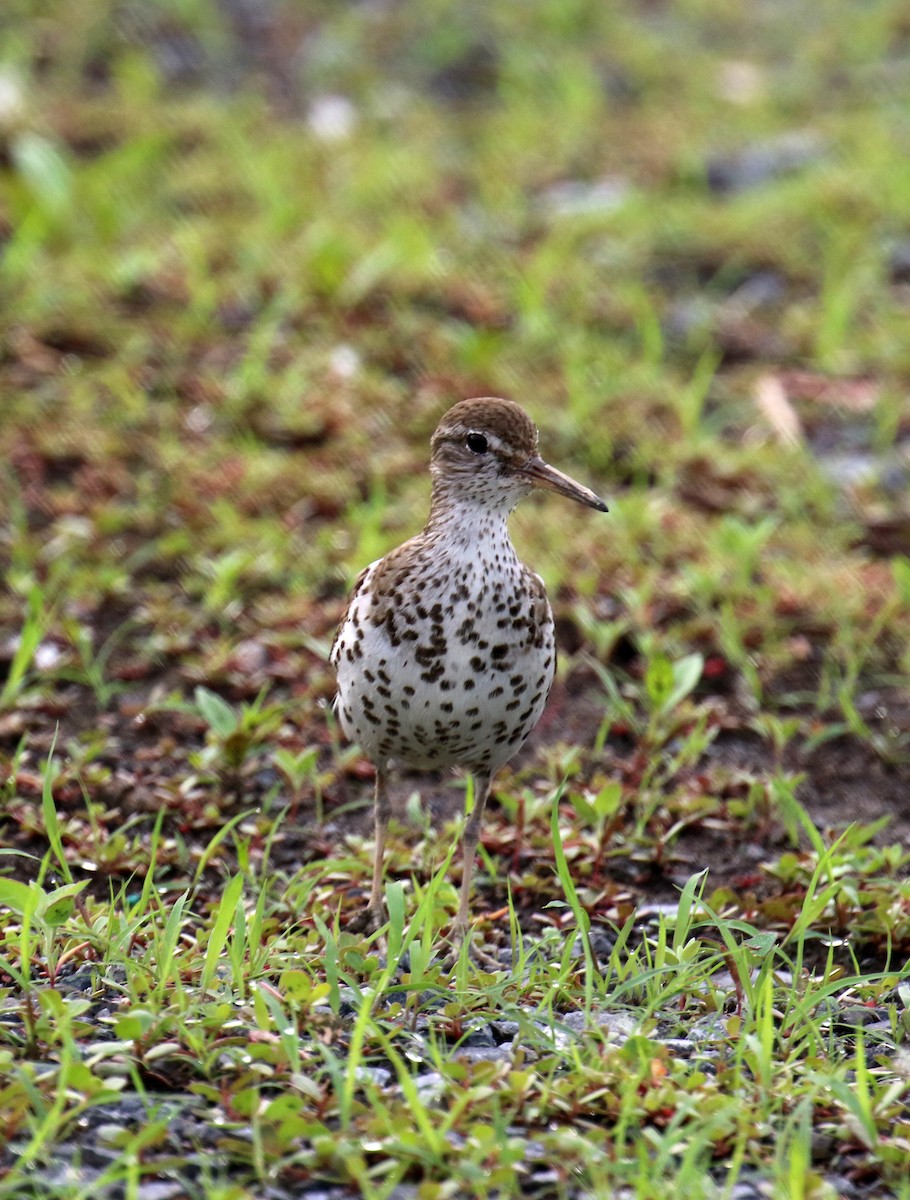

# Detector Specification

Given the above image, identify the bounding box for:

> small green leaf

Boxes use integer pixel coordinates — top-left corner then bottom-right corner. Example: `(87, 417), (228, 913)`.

(36, 988), (65, 1017)
(0, 878), (35, 916)
(742, 931), (777, 956)
(570, 793), (596, 824)
(42, 729), (73, 885)
(0, 584), (45, 707)
(592, 781), (622, 817)
(274, 746), (318, 782)
(36, 880), (88, 928)
(115, 1009), (157, 1041)
(386, 881), (405, 962)
(647, 651), (705, 716)
(893, 557), (910, 606)
(201, 873), (244, 990)
(664, 652), (705, 713)
(279, 969), (314, 1004)
(644, 653), (674, 710)
(194, 686), (238, 737)
(11, 132), (72, 216)
(41, 895), (75, 927)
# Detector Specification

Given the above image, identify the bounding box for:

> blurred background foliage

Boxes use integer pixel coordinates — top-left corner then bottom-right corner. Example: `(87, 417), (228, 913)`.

(1, 0), (910, 771)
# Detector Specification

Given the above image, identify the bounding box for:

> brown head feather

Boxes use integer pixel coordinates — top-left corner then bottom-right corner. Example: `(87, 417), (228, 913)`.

(431, 397), (538, 460)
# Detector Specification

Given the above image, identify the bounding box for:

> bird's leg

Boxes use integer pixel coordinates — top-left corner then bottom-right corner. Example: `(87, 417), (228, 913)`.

(367, 764), (390, 925)
(445, 772), (501, 967)
(350, 764), (390, 934)
(454, 772), (492, 937)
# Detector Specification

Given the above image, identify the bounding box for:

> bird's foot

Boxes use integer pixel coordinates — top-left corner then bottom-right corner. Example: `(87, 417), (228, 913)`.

(439, 924), (505, 972)
(346, 903), (386, 936)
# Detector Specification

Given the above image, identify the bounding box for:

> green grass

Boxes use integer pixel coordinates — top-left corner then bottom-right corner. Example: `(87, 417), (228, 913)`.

(2, 0), (910, 1195)
(2, 796), (909, 1197)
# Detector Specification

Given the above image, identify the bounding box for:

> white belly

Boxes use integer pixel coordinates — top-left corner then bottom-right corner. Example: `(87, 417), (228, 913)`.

(332, 550), (555, 774)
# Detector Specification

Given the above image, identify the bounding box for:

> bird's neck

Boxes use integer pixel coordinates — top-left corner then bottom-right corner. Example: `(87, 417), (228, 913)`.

(424, 491), (516, 553)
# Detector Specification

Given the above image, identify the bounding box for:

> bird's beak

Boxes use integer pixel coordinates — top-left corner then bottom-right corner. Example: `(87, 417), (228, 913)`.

(519, 456), (608, 512)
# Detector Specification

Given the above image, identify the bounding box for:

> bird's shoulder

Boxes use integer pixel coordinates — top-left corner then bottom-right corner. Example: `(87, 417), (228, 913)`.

(524, 568), (552, 615)
(329, 534), (430, 665)
(522, 567), (555, 649)
(329, 561), (373, 667)
(361, 533), (434, 626)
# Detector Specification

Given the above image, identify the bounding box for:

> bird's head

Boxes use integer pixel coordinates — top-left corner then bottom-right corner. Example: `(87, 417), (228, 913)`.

(430, 397), (608, 514)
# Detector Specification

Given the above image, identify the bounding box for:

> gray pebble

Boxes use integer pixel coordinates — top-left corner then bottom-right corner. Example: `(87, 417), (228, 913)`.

(453, 1045), (517, 1064)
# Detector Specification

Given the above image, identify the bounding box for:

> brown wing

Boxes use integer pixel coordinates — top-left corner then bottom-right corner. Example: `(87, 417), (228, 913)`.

(329, 532), (429, 668)
(328, 564), (371, 668)
(525, 569), (555, 652)
(362, 536), (426, 628)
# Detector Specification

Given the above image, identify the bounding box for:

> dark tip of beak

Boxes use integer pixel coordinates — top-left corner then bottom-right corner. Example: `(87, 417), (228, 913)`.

(520, 456), (608, 512)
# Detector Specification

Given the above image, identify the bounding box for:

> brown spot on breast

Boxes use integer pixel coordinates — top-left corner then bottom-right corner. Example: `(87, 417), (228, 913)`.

(416, 644), (445, 666)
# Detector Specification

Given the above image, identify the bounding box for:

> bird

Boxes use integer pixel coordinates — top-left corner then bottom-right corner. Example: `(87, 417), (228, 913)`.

(330, 397), (607, 958)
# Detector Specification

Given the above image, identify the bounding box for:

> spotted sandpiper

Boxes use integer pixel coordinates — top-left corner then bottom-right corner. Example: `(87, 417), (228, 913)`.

(331, 397), (607, 955)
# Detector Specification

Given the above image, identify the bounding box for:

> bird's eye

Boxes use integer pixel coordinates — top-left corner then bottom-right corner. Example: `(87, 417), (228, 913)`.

(466, 432), (488, 454)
